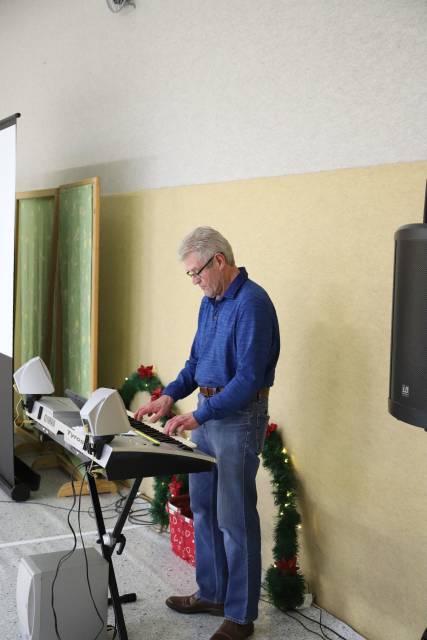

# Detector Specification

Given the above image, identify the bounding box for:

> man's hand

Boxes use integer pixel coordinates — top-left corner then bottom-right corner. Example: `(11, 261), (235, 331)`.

(134, 394), (173, 423)
(164, 412), (199, 436)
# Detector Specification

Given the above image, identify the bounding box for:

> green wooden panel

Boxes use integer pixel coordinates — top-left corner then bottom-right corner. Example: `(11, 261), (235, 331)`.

(58, 184), (93, 398)
(16, 197), (56, 368)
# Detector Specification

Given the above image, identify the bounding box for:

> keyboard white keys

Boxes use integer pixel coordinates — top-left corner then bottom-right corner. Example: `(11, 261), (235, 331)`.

(126, 410), (196, 449)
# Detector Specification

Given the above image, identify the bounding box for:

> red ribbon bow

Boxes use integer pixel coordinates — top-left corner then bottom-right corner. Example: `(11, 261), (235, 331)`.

(266, 422), (278, 437)
(137, 364), (154, 379)
(168, 475), (183, 498)
(151, 386), (163, 401)
(275, 557), (297, 575)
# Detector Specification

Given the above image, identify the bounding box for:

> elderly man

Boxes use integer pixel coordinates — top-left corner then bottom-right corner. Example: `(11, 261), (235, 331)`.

(135, 226), (280, 640)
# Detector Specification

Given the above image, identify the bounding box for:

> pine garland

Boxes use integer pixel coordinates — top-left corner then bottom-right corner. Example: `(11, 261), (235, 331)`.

(261, 423), (305, 609)
(150, 473), (189, 530)
(119, 365), (306, 609)
(150, 476), (171, 529)
(120, 365), (164, 408)
(119, 364), (180, 528)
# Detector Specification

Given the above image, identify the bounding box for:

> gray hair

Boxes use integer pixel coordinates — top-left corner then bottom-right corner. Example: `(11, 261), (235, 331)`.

(178, 226), (235, 266)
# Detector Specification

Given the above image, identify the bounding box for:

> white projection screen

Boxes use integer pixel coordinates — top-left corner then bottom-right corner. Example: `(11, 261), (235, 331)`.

(0, 119), (16, 358)
(0, 113), (36, 500)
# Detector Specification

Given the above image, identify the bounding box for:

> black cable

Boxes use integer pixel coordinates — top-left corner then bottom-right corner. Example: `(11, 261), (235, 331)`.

(312, 604), (358, 640)
(260, 597), (324, 640)
(77, 467), (105, 640)
(260, 589), (350, 640)
(87, 466), (118, 639)
(51, 463), (118, 640)
(291, 609), (346, 640)
(92, 491), (156, 526)
(319, 607), (336, 640)
(0, 499), (94, 513)
(0, 478), (157, 531)
(0, 489), (155, 526)
(285, 611), (330, 639)
(319, 607), (333, 640)
(87, 495), (129, 521)
(317, 607), (338, 640)
(51, 466), (80, 640)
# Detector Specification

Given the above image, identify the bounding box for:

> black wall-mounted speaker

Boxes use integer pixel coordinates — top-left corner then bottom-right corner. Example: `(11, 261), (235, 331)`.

(389, 223), (427, 430)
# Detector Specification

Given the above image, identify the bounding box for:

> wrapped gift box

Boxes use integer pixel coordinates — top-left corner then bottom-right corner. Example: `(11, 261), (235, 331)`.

(167, 496), (195, 567)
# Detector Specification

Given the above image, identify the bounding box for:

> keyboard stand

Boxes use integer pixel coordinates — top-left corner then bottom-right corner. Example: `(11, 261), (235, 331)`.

(87, 469), (143, 640)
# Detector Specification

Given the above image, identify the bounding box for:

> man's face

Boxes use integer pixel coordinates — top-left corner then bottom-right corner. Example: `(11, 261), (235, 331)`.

(183, 252), (221, 298)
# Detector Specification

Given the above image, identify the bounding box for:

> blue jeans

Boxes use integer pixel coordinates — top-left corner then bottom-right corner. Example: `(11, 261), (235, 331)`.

(189, 393), (269, 624)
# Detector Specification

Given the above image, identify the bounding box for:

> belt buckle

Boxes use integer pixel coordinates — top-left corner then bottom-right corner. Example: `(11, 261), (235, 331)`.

(256, 388), (269, 401)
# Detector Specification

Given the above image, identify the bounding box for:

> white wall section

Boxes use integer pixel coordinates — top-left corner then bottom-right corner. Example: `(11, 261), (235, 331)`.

(1, 1), (426, 193)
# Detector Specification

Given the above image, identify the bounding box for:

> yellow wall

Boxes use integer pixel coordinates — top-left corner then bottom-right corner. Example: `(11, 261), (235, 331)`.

(99, 161), (427, 640)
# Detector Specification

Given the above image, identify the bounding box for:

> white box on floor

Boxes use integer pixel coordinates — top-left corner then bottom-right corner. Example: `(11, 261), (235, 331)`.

(16, 547), (108, 640)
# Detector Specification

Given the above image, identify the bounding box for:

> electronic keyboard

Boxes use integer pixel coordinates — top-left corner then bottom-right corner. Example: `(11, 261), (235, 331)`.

(26, 396), (215, 480)
(66, 388), (197, 448)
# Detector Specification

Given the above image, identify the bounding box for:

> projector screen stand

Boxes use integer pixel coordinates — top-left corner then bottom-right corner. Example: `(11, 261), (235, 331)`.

(87, 469), (142, 640)
(0, 456), (40, 502)
(14, 455), (40, 490)
(0, 473), (30, 501)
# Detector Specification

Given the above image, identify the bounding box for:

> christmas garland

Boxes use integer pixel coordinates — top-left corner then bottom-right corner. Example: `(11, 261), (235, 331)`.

(261, 423), (305, 609)
(119, 364), (187, 529)
(119, 365), (305, 609)
(120, 364), (164, 408)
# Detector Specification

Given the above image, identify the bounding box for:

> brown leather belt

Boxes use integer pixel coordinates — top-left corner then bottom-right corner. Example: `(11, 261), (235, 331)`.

(199, 386), (269, 400)
(199, 386), (223, 397)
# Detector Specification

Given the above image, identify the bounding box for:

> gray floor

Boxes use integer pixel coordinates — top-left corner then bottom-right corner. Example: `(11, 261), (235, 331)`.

(0, 466), (365, 640)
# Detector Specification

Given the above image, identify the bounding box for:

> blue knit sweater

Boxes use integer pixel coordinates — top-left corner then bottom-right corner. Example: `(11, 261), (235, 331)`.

(163, 267), (280, 424)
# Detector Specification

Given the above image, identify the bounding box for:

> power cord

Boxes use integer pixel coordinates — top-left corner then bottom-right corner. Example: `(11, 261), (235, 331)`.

(0, 488), (156, 525)
(287, 610), (341, 640)
(110, 492), (154, 525)
(312, 603), (361, 640)
(50, 463), (117, 640)
(77, 467), (105, 640)
(260, 586), (350, 640)
(51, 465), (80, 640)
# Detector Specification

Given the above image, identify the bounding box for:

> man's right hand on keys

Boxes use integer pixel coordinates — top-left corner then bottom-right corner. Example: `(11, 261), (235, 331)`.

(134, 394), (173, 423)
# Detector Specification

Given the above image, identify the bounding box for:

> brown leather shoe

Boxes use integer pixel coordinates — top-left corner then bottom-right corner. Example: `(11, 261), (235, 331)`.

(165, 592), (224, 616)
(210, 620), (254, 640)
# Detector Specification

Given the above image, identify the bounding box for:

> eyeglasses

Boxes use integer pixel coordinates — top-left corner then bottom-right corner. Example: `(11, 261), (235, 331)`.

(186, 255), (215, 279)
